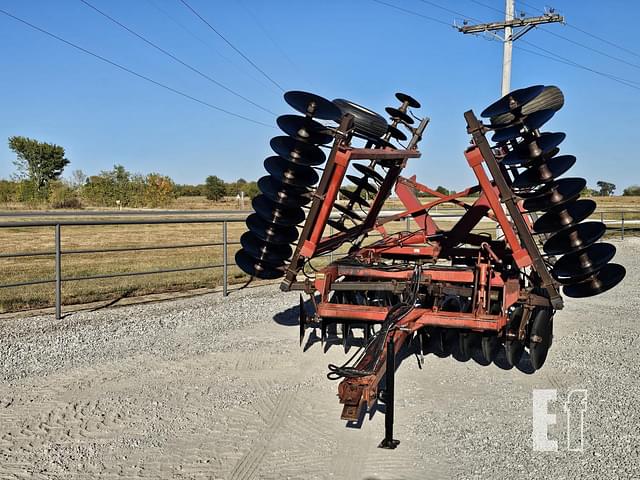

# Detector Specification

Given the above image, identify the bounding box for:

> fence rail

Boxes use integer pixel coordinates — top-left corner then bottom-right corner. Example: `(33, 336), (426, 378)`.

(0, 210), (634, 319)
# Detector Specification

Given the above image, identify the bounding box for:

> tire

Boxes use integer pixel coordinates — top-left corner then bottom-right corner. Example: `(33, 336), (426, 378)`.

(491, 86), (564, 126)
(529, 309), (553, 370)
(332, 98), (388, 139)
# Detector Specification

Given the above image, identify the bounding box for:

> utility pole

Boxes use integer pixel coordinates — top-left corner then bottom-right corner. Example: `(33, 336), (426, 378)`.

(459, 0), (564, 95)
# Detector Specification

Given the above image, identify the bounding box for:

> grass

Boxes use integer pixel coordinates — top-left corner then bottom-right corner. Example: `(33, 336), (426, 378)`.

(0, 195), (635, 314)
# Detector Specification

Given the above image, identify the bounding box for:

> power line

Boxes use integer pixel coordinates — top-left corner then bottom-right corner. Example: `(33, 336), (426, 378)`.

(370, 0), (454, 28)
(0, 8), (274, 128)
(79, 0), (276, 116)
(178, 0), (285, 92)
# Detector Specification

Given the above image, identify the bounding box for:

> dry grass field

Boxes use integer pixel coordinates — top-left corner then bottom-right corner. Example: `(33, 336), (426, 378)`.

(0, 195), (634, 314)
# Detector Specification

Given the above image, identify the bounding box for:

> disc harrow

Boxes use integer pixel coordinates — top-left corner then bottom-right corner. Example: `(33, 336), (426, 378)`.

(234, 85), (625, 447)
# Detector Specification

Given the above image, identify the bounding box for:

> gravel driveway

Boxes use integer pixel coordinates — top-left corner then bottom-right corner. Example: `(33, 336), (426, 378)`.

(0, 238), (637, 479)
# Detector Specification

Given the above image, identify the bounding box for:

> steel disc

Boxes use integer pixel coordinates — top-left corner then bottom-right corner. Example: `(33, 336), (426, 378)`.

(492, 124), (523, 143)
(502, 132), (566, 167)
(552, 243), (616, 284)
(276, 115), (334, 145)
(481, 85), (545, 118)
(523, 108), (556, 132)
(563, 263), (626, 298)
(246, 213), (299, 245)
(346, 174), (377, 194)
(395, 92), (421, 108)
(353, 163), (384, 183)
(235, 249), (285, 279)
(513, 155), (576, 190)
(533, 199), (597, 234)
(258, 176), (311, 207)
(284, 90), (342, 121)
(523, 178), (586, 212)
(385, 107), (414, 125)
(327, 218), (348, 232)
(386, 124), (408, 141)
(264, 156), (319, 188)
(339, 188), (370, 207)
(334, 203), (363, 221)
(252, 194), (305, 226)
(270, 136), (326, 166)
(543, 221), (606, 256)
(240, 232), (292, 264)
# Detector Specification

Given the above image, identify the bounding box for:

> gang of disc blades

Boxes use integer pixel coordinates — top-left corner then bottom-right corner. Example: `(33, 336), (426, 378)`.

(276, 115), (334, 145)
(264, 156), (319, 188)
(258, 175), (311, 207)
(551, 243), (616, 284)
(235, 249), (285, 279)
(340, 188), (370, 207)
(353, 163), (385, 183)
(512, 155), (576, 190)
(543, 221), (606, 256)
(492, 124), (523, 143)
(523, 108), (556, 132)
(523, 177), (586, 212)
(533, 199), (597, 234)
(240, 232), (293, 264)
(395, 92), (421, 108)
(252, 194), (305, 226)
(283, 90), (342, 121)
(385, 107), (414, 125)
(481, 85), (545, 118)
(346, 174), (378, 194)
(246, 213), (299, 245)
(334, 203), (364, 221)
(563, 263), (626, 298)
(502, 132), (566, 167)
(386, 124), (408, 141)
(270, 136), (326, 166)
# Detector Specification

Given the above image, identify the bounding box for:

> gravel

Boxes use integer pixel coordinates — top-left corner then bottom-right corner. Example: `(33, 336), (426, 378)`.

(0, 238), (637, 479)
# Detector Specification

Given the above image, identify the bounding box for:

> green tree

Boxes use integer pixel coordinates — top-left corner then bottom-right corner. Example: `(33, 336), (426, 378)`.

(623, 185), (640, 196)
(596, 181), (616, 197)
(204, 175), (226, 201)
(436, 186), (450, 196)
(8, 136), (70, 191)
(144, 173), (175, 207)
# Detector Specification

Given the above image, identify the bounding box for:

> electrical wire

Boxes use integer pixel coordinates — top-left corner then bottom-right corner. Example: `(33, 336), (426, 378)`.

(79, 0), (276, 116)
(178, 0), (285, 92)
(0, 8), (275, 128)
(370, 0), (455, 28)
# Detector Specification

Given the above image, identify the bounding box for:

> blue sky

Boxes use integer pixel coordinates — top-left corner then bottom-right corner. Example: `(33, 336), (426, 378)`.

(1, 0), (639, 192)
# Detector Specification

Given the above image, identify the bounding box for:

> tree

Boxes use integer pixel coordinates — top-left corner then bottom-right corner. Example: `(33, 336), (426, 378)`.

(8, 136), (69, 190)
(623, 185), (640, 196)
(144, 173), (175, 207)
(436, 186), (450, 196)
(204, 175), (226, 201)
(596, 181), (616, 197)
(68, 169), (87, 189)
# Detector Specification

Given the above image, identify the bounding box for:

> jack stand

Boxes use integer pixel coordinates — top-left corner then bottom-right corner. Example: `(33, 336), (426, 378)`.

(378, 334), (400, 449)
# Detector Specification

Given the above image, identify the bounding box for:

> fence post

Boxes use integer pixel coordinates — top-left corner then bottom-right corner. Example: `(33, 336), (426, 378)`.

(55, 224), (62, 320)
(621, 212), (625, 240)
(223, 221), (228, 296)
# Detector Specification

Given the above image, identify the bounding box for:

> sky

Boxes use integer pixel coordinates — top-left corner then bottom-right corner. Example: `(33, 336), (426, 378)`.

(1, 0), (639, 192)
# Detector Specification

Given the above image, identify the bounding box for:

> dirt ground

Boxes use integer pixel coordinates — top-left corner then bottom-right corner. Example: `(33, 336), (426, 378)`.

(0, 238), (637, 479)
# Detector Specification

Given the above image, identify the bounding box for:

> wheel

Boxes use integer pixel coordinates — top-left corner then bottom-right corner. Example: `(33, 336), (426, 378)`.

(529, 309), (553, 370)
(480, 333), (499, 363)
(332, 98), (389, 139)
(491, 86), (564, 127)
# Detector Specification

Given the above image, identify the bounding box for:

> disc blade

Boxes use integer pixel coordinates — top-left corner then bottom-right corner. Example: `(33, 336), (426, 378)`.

(235, 249), (285, 279)
(490, 85), (564, 126)
(327, 218), (348, 232)
(501, 132), (566, 167)
(481, 85), (545, 118)
(240, 232), (292, 264)
(512, 155), (576, 190)
(339, 188), (370, 207)
(346, 174), (377, 194)
(270, 136), (326, 166)
(385, 107), (414, 125)
(264, 156), (319, 188)
(353, 163), (384, 183)
(334, 203), (363, 221)
(563, 263), (625, 298)
(276, 115), (334, 145)
(258, 176), (311, 208)
(523, 108), (556, 131)
(523, 178), (586, 212)
(395, 92), (421, 108)
(386, 124), (407, 141)
(533, 199), (597, 234)
(252, 194), (305, 226)
(492, 124), (522, 143)
(543, 221), (606, 256)
(246, 213), (299, 245)
(284, 91), (342, 121)
(552, 243), (617, 284)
